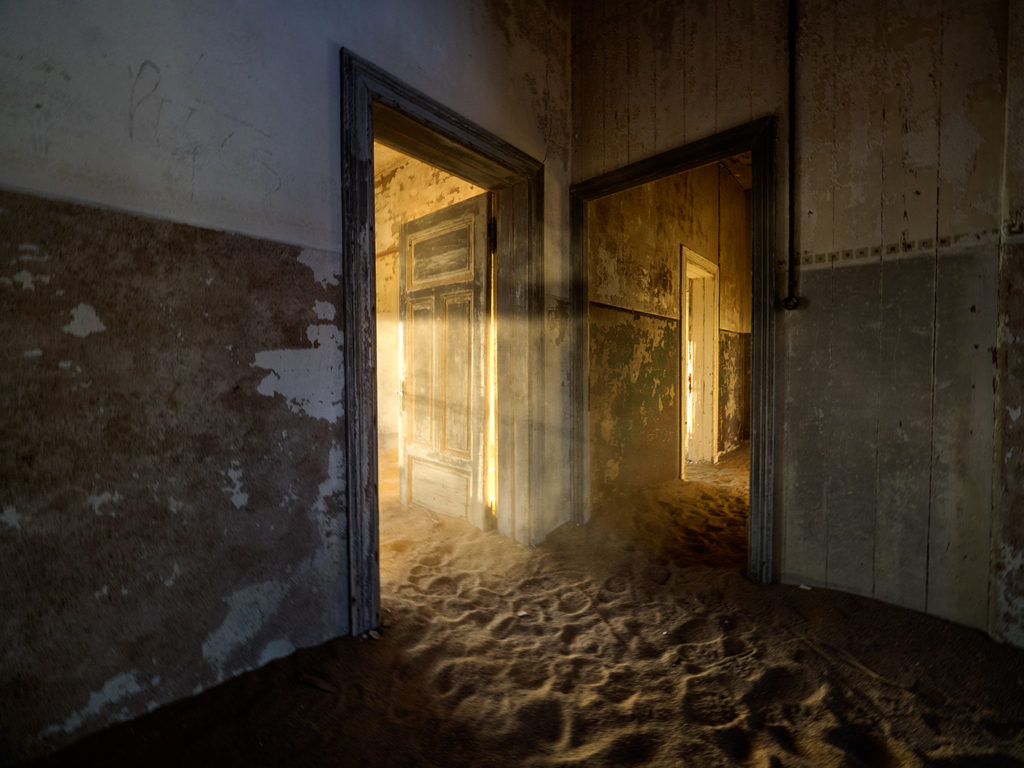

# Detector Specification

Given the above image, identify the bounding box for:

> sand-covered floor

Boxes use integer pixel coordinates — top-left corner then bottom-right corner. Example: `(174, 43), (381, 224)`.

(34, 446), (1024, 767)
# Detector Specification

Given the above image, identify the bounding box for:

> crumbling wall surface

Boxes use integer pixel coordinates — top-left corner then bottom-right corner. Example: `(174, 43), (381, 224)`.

(574, 0), (1018, 639)
(718, 169), (752, 454)
(992, 4), (1024, 647)
(0, 190), (348, 761)
(718, 330), (751, 454)
(587, 182), (682, 502)
(589, 306), (679, 501)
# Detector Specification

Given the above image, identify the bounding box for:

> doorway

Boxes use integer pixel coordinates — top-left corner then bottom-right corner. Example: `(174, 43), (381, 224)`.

(373, 143), (496, 526)
(682, 247), (720, 470)
(569, 119), (776, 583)
(341, 50), (545, 634)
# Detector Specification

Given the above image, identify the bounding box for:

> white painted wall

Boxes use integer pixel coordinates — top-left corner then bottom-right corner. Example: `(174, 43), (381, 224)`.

(0, 0), (570, 253)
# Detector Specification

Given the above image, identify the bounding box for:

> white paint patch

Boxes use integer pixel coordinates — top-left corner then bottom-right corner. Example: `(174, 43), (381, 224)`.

(86, 491), (121, 515)
(23, 348), (42, 358)
(59, 359), (72, 369)
(313, 300), (335, 321)
(1, 506), (22, 530)
(63, 303), (106, 337)
(297, 247), (341, 287)
(258, 638), (295, 666)
(202, 581), (289, 682)
(13, 270), (50, 290)
(94, 585), (109, 599)
(1009, 406), (1022, 423)
(163, 562), (182, 587)
(221, 463), (248, 509)
(168, 497), (185, 514)
(39, 671), (142, 737)
(252, 325), (344, 423)
(314, 443), (345, 514)
(19, 243), (49, 262)
(310, 443), (346, 571)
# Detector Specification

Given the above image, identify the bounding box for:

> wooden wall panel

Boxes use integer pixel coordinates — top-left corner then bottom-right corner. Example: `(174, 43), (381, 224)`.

(832, 0), (883, 250)
(874, 255), (935, 612)
(824, 263), (881, 597)
(715, 0), (753, 133)
(928, 248), (997, 628)
(683, 0), (717, 145)
(937, 0), (1007, 240)
(781, 268), (831, 586)
(795, 0), (836, 258)
(881, 0), (941, 248)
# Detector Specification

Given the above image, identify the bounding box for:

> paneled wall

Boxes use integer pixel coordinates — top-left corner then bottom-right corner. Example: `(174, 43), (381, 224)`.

(573, 0), (1020, 638)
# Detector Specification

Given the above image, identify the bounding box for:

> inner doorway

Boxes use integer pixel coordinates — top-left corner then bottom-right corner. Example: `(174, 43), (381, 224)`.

(584, 158), (752, 570)
(373, 143), (496, 531)
(569, 118), (775, 582)
(341, 49), (546, 634)
(683, 247), (721, 470)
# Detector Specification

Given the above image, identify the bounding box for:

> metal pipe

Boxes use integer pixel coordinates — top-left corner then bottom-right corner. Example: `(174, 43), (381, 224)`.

(783, 0), (801, 310)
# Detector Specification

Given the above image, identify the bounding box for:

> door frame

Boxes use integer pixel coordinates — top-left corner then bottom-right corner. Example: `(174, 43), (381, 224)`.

(341, 50), (544, 634)
(683, 247), (721, 469)
(569, 118), (776, 583)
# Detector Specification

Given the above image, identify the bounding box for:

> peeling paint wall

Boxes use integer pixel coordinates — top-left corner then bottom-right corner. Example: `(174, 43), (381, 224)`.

(587, 163), (750, 500)
(0, 190), (347, 760)
(0, 1), (572, 759)
(373, 145), (486, 442)
(574, 0), (1020, 640)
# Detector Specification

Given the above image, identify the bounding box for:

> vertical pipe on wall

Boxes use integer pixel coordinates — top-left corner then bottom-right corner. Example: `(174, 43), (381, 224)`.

(784, 0), (801, 310)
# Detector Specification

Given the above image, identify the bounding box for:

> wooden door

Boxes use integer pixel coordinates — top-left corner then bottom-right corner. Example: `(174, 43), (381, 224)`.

(399, 193), (491, 529)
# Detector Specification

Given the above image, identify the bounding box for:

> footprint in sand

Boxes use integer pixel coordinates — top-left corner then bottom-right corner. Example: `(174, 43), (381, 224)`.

(557, 587), (592, 615)
(596, 668), (639, 703)
(518, 575), (560, 594)
(603, 575), (629, 594)
(426, 574), (461, 596)
(668, 616), (720, 645)
(514, 697), (564, 745)
(508, 658), (552, 690)
(681, 676), (740, 726)
(598, 732), (661, 765)
(823, 724), (900, 768)
(552, 656), (606, 693)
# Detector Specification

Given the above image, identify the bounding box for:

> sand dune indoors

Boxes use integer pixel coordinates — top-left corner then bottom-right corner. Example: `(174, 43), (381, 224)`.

(33, 448), (1024, 767)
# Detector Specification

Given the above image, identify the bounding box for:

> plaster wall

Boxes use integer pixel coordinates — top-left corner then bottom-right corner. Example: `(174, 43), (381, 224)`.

(0, 190), (348, 761)
(573, 0), (1019, 637)
(0, 0), (571, 760)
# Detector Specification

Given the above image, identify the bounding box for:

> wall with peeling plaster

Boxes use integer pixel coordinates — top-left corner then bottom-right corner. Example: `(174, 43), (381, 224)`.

(0, 190), (348, 760)
(373, 145), (486, 443)
(0, 1), (571, 760)
(587, 163), (751, 501)
(574, 0), (1023, 642)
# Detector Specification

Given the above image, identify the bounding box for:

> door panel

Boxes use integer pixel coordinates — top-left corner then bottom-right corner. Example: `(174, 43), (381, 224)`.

(407, 297), (435, 447)
(399, 193), (490, 527)
(442, 291), (472, 457)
